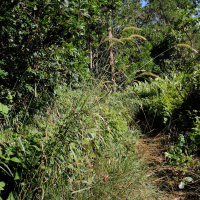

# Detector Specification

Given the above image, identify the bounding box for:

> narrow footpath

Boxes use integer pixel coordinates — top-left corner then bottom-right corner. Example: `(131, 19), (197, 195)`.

(137, 134), (200, 200)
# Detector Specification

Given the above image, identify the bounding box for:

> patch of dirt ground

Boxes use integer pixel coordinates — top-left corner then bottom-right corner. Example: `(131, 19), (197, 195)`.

(137, 134), (200, 200)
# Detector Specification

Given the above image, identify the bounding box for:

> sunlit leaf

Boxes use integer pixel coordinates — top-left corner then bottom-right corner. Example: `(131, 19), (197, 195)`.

(7, 192), (15, 200)
(14, 171), (20, 180)
(0, 182), (5, 191)
(0, 103), (9, 115)
(11, 157), (21, 163)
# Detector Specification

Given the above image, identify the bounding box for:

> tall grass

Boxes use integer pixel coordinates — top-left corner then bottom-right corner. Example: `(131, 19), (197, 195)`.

(0, 81), (161, 199)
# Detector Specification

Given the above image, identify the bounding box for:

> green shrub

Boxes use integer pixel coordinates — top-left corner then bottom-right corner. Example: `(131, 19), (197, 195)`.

(165, 134), (193, 167)
(130, 72), (186, 132)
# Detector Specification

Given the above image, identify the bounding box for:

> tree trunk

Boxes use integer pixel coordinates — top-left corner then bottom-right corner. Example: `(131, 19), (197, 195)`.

(90, 42), (93, 71)
(34, 64), (37, 98)
(109, 10), (116, 91)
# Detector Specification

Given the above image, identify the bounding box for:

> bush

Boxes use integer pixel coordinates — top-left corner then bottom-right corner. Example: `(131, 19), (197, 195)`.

(128, 73), (186, 133)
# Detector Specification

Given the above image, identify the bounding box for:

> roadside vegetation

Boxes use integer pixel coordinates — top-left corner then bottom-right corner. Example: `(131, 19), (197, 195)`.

(1, 0), (200, 199)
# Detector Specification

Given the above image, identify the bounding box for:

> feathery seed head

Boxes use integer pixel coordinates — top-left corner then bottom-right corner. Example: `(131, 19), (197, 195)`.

(122, 27), (142, 32)
(174, 44), (198, 53)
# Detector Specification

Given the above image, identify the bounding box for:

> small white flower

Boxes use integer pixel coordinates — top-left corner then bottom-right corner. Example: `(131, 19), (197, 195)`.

(179, 181), (184, 189)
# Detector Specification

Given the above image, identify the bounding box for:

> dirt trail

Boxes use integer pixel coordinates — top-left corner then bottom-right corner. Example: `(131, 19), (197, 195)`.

(137, 135), (200, 200)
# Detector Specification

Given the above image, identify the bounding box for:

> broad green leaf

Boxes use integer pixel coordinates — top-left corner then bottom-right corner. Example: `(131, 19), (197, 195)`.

(10, 157), (21, 163)
(89, 154), (97, 158)
(7, 192), (15, 200)
(28, 2), (34, 8)
(83, 139), (89, 144)
(7, 94), (13, 101)
(14, 171), (20, 180)
(0, 154), (9, 160)
(0, 103), (9, 115)
(0, 181), (5, 191)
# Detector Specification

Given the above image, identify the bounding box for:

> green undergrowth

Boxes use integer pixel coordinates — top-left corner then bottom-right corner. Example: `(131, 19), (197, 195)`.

(130, 72), (187, 133)
(0, 84), (160, 199)
(123, 71), (200, 168)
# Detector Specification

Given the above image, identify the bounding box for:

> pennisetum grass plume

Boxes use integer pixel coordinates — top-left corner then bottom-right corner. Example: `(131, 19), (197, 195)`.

(120, 37), (135, 41)
(128, 34), (146, 40)
(99, 32), (108, 46)
(174, 44), (198, 53)
(140, 72), (161, 79)
(102, 38), (124, 44)
(122, 27), (142, 32)
(108, 35), (146, 49)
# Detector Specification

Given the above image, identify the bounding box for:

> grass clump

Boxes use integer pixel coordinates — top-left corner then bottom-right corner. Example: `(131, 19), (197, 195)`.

(0, 83), (159, 200)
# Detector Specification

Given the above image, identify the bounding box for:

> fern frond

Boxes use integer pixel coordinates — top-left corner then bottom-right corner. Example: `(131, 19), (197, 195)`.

(174, 44), (198, 53)
(122, 27), (142, 31)
(128, 35), (146, 40)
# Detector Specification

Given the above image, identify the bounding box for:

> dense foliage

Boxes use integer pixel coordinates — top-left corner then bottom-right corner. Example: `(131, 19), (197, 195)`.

(1, 0), (200, 199)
